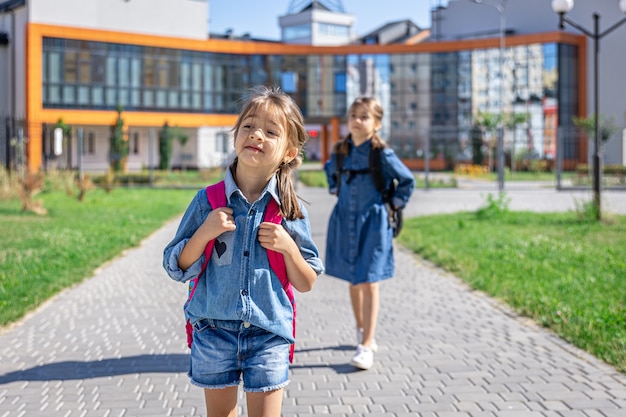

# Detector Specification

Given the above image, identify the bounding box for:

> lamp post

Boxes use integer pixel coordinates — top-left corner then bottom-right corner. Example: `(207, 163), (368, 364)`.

(472, 0), (507, 192)
(552, 0), (626, 220)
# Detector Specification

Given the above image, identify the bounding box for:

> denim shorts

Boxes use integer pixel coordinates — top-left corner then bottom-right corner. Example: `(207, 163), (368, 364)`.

(189, 318), (290, 392)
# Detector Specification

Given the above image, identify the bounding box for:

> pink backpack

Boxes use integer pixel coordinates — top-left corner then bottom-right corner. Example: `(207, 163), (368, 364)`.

(184, 180), (297, 362)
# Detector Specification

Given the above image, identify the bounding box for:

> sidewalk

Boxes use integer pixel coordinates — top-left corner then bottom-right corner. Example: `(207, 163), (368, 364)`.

(1, 186), (625, 416)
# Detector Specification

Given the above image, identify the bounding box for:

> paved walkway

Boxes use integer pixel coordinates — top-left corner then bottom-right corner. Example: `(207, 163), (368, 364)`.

(1, 186), (625, 417)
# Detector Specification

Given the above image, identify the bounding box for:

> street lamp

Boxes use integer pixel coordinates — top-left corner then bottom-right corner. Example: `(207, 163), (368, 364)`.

(552, 0), (626, 220)
(472, 0), (507, 192)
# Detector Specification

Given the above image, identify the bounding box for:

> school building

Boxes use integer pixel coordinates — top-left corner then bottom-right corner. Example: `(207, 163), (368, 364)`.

(1, 0), (624, 174)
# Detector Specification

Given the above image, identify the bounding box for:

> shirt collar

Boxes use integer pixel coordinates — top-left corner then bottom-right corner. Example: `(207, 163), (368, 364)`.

(223, 167), (281, 206)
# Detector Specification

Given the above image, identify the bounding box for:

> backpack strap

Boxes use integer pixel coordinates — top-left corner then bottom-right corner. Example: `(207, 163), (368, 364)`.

(368, 146), (387, 195)
(369, 147), (403, 237)
(263, 199), (296, 363)
(184, 181), (226, 348)
(335, 142), (388, 198)
(335, 141), (369, 193)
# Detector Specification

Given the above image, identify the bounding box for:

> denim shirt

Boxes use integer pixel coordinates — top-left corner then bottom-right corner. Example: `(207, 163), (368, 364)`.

(163, 169), (324, 342)
(323, 139), (415, 283)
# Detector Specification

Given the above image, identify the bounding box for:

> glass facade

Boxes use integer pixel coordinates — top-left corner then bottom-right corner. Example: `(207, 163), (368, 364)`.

(41, 37), (577, 163)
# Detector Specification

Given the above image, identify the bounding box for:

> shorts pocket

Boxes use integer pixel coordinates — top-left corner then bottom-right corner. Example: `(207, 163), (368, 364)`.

(193, 318), (216, 333)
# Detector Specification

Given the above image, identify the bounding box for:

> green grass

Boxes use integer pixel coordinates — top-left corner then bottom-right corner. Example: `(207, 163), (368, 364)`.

(298, 168), (576, 188)
(297, 169), (458, 188)
(455, 169), (576, 182)
(297, 170), (329, 188)
(397, 207), (626, 372)
(91, 168), (224, 188)
(0, 187), (197, 326)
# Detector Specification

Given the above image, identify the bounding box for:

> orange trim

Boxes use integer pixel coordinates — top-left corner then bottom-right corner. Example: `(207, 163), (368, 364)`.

(29, 23), (584, 55)
(403, 158), (446, 171)
(34, 109), (237, 128)
(330, 117), (341, 159)
(26, 24), (43, 172)
(405, 30), (431, 45)
(321, 125), (329, 164)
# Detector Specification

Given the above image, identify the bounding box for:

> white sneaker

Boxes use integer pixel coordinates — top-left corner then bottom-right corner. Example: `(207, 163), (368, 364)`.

(357, 328), (378, 352)
(350, 344), (374, 370)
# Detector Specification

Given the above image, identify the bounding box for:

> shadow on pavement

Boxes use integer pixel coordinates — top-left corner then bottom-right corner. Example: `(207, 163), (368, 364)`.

(292, 345), (366, 374)
(0, 353), (189, 384)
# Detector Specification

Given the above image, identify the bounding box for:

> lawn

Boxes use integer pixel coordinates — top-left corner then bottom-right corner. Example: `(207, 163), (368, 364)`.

(397, 202), (626, 372)
(298, 169), (458, 189)
(0, 186), (197, 326)
(298, 166), (576, 189)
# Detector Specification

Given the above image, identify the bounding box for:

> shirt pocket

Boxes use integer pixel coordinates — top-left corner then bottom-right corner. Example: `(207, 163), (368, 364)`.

(211, 230), (235, 267)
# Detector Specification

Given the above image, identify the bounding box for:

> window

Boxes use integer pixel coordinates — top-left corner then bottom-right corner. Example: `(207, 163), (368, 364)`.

(132, 132), (140, 154)
(283, 24), (311, 40)
(281, 72), (297, 93)
(79, 51), (91, 84)
(334, 72), (346, 93)
(216, 131), (230, 152)
(143, 56), (155, 87)
(64, 51), (78, 83)
(85, 132), (95, 154)
(318, 23), (349, 37)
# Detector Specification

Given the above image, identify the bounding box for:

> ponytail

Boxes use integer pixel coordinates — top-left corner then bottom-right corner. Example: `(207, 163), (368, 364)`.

(276, 157), (304, 220)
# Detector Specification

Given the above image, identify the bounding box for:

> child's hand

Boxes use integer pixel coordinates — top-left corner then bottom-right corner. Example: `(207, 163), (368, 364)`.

(257, 222), (295, 254)
(202, 207), (236, 239)
(177, 207), (236, 271)
(258, 222), (317, 292)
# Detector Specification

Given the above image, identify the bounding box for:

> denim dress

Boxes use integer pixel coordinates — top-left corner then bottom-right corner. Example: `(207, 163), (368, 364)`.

(163, 169), (324, 342)
(324, 139), (415, 284)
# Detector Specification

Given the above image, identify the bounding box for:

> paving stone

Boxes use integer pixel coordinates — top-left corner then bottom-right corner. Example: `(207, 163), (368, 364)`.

(1, 186), (626, 416)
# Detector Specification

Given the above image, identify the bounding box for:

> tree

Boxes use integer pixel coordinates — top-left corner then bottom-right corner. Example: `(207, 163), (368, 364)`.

(505, 112), (530, 173)
(158, 122), (173, 170)
(473, 111), (502, 171)
(158, 122), (189, 170)
(54, 118), (72, 168)
(109, 105), (129, 172)
(470, 123), (484, 165)
(573, 113), (619, 177)
(572, 113), (620, 221)
(573, 113), (619, 144)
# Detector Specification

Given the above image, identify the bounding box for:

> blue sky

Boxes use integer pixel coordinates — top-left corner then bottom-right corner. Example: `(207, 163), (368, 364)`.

(208, 0), (434, 40)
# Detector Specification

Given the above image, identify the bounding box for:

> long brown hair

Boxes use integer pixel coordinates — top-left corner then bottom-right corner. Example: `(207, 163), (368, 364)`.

(333, 96), (387, 157)
(231, 85), (308, 220)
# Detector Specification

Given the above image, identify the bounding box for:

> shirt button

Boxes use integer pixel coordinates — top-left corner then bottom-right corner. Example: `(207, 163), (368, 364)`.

(241, 289), (248, 296)
(249, 209), (255, 216)
(243, 322), (251, 328)
(244, 251), (249, 256)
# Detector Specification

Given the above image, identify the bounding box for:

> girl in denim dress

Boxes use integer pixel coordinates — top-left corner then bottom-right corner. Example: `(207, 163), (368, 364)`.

(163, 85), (323, 417)
(324, 97), (415, 370)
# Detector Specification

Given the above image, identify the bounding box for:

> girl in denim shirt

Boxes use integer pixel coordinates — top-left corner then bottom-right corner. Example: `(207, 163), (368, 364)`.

(163, 85), (323, 417)
(324, 97), (415, 370)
